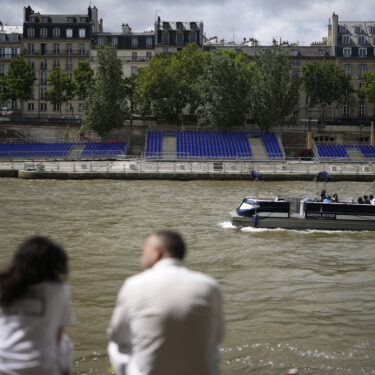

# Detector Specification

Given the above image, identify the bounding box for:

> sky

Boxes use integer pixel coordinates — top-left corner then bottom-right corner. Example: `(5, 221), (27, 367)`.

(1, 0), (375, 45)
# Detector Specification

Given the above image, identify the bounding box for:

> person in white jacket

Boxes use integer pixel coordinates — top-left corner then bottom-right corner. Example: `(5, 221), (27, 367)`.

(108, 230), (225, 375)
(0, 236), (75, 375)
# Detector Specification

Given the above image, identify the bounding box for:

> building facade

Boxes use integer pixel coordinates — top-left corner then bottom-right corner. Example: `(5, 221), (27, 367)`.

(22, 5), (99, 118)
(0, 24), (23, 110)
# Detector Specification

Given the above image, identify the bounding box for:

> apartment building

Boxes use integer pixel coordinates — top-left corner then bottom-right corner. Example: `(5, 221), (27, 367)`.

(91, 22), (155, 77)
(0, 23), (23, 110)
(22, 5), (99, 117)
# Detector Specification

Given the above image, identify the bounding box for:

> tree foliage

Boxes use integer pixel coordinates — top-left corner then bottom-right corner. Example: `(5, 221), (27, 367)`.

(73, 61), (94, 100)
(302, 60), (352, 117)
(249, 48), (300, 131)
(45, 66), (75, 116)
(1, 56), (36, 104)
(134, 43), (204, 123)
(195, 50), (250, 130)
(358, 72), (375, 104)
(83, 44), (128, 137)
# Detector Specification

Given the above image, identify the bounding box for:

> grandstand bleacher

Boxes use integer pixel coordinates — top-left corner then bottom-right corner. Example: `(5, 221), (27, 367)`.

(146, 131), (284, 160)
(0, 142), (127, 160)
(316, 144), (375, 160)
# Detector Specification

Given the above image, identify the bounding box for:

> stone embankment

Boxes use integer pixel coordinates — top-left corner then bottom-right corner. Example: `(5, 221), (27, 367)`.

(0, 159), (374, 181)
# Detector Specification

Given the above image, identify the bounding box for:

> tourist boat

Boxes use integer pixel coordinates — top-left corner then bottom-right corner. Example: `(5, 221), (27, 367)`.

(231, 171), (375, 231)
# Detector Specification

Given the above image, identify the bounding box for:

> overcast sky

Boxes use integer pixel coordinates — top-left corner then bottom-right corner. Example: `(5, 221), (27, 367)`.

(2, 0), (375, 45)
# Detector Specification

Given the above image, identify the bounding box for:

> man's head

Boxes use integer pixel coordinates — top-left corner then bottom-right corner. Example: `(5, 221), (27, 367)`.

(141, 230), (186, 269)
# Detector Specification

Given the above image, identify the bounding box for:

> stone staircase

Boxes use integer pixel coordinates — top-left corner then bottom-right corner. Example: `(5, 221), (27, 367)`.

(346, 147), (365, 162)
(247, 136), (268, 160)
(66, 145), (86, 160)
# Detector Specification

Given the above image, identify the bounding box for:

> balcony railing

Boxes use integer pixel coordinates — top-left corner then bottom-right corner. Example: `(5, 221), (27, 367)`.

(23, 49), (89, 57)
(0, 54), (20, 60)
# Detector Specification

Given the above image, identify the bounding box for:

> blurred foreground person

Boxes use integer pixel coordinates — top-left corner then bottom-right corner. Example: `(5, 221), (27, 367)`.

(108, 230), (225, 375)
(0, 236), (75, 375)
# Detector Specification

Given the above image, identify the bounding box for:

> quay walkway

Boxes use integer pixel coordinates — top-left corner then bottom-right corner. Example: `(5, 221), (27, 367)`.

(0, 159), (374, 181)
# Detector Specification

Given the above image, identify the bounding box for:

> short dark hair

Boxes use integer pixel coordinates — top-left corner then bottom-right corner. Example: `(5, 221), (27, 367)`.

(0, 236), (68, 307)
(153, 230), (186, 260)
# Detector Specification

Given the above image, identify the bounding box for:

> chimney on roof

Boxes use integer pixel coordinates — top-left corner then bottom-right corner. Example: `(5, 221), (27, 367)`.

(122, 23), (132, 34)
(99, 18), (103, 32)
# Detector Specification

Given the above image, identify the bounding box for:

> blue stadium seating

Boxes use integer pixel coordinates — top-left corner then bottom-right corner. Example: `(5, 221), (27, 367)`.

(0, 143), (74, 159)
(81, 142), (127, 158)
(145, 131), (284, 160)
(359, 145), (375, 159)
(316, 145), (348, 159)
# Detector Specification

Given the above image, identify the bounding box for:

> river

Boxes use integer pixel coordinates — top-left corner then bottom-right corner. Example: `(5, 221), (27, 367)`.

(0, 178), (374, 374)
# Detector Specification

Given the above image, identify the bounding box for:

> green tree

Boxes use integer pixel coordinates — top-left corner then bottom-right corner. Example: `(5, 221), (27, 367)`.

(302, 60), (352, 120)
(45, 66), (75, 117)
(358, 72), (375, 105)
(123, 73), (136, 126)
(195, 50), (249, 130)
(83, 44), (128, 136)
(73, 61), (94, 100)
(1, 56), (36, 112)
(134, 43), (204, 124)
(250, 48), (300, 131)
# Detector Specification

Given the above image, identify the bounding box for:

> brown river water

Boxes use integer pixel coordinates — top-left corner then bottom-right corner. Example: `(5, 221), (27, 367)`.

(0, 178), (375, 375)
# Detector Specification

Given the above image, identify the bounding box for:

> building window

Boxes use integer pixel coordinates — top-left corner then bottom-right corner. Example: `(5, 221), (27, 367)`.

(359, 102), (366, 118)
(79, 28), (86, 38)
(66, 58), (73, 71)
(359, 48), (367, 57)
(131, 37), (138, 48)
(189, 32), (197, 43)
(40, 103), (47, 111)
(67, 17), (75, 23)
(162, 32), (169, 45)
(30, 17), (36, 23)
(319, 49), (326, 56)
(97, 36), (103, 45)
(79, 103), (84, 112)
(79, 43), (85, 54)
(342, 35), (350, 44)
(66, 43), (72, 54)
(53, 28), (60, 38)
(132, 52), (137, 61)
(190, 22), (197, 30)
(343, 47), (351, 57)
(11, 34), (19, 42)
(66, 28), (73, 38)
(359, 64), (366, 77)
(53, 43), (60, 54)
(112, 37), (118, 47)
(27, 28), (35, 38)
(40, 71), (47, 85)
(40, 28), (48, 38)
(355, 26), (361, 34)
(27, 43), (34, 54)
(176, 33), (184, 45)
(163, 22), (169, 30)
(66, 103), (73, 112)
(339, 26), (346, 33)
(28, 103), (34, 111)
(80, 17), (87, 23)
(146, 52), (152, 61)
(131, 66), (138, 74)
(40, 88), (46, 100)
(343, 103), (350, 117)
(40, 59), (47, 70)
(176, 22), (183, 30)
(28, 59), (34, 69)
(359, 81), (365, 88)
(53, 59), (60, 68)
(358, 36), (365, 45)
(53, 103), (60, 111)
(0, 65), (5, 76)
(42, 17), (49, 23)
(343, 64), (351, 75)
(0, 33), (5, 42)
(146, 37), (153, 48)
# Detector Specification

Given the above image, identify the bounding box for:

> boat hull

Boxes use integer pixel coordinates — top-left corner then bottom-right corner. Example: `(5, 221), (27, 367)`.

(231, 213), (375, 231)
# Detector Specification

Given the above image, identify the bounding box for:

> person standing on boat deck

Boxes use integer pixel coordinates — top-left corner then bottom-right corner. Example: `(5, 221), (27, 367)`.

(358, 197), (364, 204)
(370, 195), (375, 205)
(0, 236), (74, 375)
(108, 230), (225, 375)
(320, 190), (327, 201)
(363, 195), (371, 204)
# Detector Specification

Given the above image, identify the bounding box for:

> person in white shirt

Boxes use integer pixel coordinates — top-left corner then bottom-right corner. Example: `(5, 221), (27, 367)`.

(108, 230), (225, 375)
(0, 236), (75, 375)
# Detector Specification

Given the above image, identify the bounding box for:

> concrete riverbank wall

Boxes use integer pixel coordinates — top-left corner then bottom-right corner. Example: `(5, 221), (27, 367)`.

(0, 159), (374, 181)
